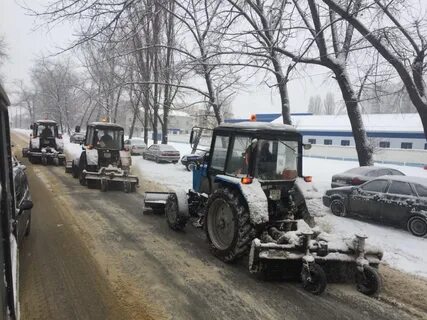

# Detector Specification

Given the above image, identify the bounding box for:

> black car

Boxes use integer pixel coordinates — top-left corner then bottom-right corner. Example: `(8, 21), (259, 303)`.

(331, 166), (405, 188)
(180, 150), (208, 171)
(323, 176), (427, 237)
(12, 156), (32, 243)
(70, 132), (85, 144)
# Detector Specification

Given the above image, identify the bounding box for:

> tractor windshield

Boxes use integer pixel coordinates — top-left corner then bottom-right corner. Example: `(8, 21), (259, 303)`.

(94, 128), (123, 149)
(255, 139), (298, 181)
(36, 124), (57, 138)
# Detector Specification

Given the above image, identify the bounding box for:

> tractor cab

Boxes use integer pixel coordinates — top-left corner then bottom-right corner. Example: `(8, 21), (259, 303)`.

(74, 122), (138, 192)
(31, 120), (61, 149)
(85, 122), (124, 150)
(192, 122), (309, 205)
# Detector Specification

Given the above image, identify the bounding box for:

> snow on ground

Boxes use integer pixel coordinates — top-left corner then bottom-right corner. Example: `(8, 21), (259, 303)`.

(135, 141), (427, 278)
(133, 141), (194, 191)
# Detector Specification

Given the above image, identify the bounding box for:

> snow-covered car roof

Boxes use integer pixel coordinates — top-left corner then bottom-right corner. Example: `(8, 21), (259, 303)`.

(158, 144), (178, 151)
(374, 175), (427, 186)
(344, 166), (402, 174)
(218, 121), (297, 132)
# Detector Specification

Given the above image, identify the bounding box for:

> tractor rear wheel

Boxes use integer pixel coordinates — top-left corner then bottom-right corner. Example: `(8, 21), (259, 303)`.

(205, 188), (255, 263)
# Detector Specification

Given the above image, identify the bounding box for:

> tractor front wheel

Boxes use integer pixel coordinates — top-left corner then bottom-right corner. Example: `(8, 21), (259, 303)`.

(165, 193), (188, 231)
(301, 263), (327, 295)
(356, 265), (382, 297)
(205, 188), (255, 263)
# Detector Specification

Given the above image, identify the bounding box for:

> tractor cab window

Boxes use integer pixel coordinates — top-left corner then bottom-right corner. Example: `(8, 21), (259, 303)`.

(226, 136), (252, 176)
(95, 128), (123, 149)
(255, 139), (298, 181)
(37, 124), (56, 138)
(210, 135), (229, 171)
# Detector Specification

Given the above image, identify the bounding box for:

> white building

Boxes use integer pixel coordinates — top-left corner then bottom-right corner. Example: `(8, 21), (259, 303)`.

(271, 113), (426, 150)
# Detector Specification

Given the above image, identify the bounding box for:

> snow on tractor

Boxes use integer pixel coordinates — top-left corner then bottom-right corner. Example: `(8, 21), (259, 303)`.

(144, 122), (383, 296)
(68, 122), (139, 192)
(22, 120), (65, 165)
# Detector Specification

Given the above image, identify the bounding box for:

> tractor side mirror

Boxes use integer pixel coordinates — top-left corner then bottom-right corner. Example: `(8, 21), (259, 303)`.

(18, 200), (33, 214)
(303, 143), (312, 150)
(75, 125), (81, 133)
(189, 129), (194, 145)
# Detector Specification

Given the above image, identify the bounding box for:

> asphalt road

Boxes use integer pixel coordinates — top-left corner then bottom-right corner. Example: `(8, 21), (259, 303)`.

(12, 132), (420, 320)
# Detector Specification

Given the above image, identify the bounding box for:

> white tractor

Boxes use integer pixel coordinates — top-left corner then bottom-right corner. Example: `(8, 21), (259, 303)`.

(23, 120), (65, 166)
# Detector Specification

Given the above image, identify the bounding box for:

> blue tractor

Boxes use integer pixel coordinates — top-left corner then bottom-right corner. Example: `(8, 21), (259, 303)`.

(144, 122), (383, 296)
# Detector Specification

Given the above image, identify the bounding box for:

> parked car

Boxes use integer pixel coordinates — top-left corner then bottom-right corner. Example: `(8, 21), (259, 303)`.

(331, 166), (405, 188)
(180, 149), (208, 171)
(124, 138), (147, 155)
(12, 156), (33, 244)
(70, 132), (85, 144)
(143, 144), (180, 163)
(323, 176), (427, 237)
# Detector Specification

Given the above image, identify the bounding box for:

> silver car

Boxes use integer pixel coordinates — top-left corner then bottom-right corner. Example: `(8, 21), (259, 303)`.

(143, 144), (180, 163)
(124, 138), (147, 155)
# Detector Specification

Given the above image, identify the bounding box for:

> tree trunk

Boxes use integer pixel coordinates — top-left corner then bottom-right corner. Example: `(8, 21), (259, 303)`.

(333, 65), (373, 166)
(271, 54), (292, 125)
(129, 110), (137, 139)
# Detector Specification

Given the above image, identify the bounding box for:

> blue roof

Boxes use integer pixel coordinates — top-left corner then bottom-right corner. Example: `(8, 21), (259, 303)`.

(224, 113), (312, 123)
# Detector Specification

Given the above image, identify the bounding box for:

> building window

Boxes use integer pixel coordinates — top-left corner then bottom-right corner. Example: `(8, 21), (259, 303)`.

(401, 142), (412, 149)
(425, 143), (427, 150)
(308, 138), (316, 144)
(324, 139), (332, 145)
(379, 141), (390, 148)
(341, 140), (350, 146)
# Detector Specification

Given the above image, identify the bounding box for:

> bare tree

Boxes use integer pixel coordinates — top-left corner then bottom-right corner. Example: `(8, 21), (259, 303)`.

(274, 0), (374, 165)
(323, 0), (427, 139)
(308, 95), (323, 114)
(30, 58), (80, 133)
(323, 92), (336, 115)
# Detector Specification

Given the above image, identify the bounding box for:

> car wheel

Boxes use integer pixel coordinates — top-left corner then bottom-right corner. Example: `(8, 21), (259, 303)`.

(186, 161), (196, 171)
(330, 198), (346, 217)
(407, 216), (427, 237)
(156, 157), (160, 163)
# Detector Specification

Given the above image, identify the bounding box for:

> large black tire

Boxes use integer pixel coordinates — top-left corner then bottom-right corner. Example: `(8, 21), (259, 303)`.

(72, 163), (79, 179)
(330, 198), (346, 217)
(78, 154), (87, 186)
(155, 156), (160, 163)
(356, 265), (382, 297)
(301, 263), (327, 295)
(205, 188), (255, 263)
(165, 193), (188, 231)
(41, 157), (48, 166)
(407, 215), (427, 237)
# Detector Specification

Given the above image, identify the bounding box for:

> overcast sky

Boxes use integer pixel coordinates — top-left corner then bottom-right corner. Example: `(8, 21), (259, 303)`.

(0, 0), (338, 118)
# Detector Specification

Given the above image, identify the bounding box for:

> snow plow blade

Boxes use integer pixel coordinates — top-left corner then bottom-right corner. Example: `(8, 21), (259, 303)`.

(143, 192), (174, 212)
(83, 167), (139, 184)
(249, 234), (382, 274)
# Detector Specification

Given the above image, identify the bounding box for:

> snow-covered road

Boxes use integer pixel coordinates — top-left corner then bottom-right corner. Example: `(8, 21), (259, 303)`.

(134, 141), (427, 279)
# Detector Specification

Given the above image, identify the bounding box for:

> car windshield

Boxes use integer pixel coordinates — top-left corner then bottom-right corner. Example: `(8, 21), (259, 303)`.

(255, 139), (299, 181)
(94, 128), (123, 149)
